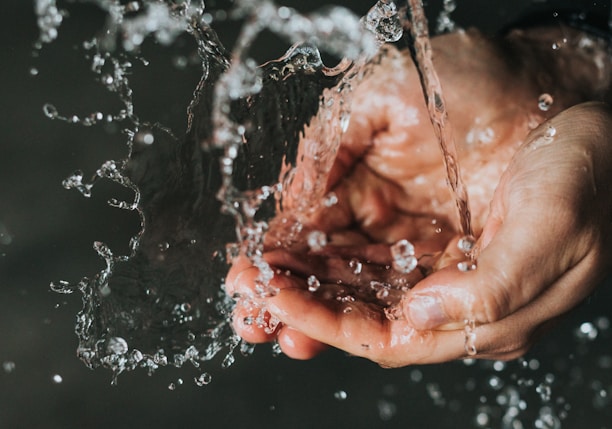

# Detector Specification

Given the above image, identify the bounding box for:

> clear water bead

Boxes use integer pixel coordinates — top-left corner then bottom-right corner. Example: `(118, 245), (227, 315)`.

(307, 230), (327, 252)
(323, 192), (338, 207)
(2, 361), (16, 373)
(538, 93), (554, 111)
(363, 1), (403, 43)
(457, 261), (477, 272)
(334, 390), (348, 400)
(391, 239), (417, 273)
(52, 374), (63, 384)
(349, 258), (363, 275)
(377, 399), (397, 421)
(457, 235), (476, 253)
(575, 322), (598, 341)
(107, 336), (129, 355)
(307, 275), (321, 292)
(384, 304), (404, 321)
(43, 103), (58, 119)
(194, 372), (212, 386)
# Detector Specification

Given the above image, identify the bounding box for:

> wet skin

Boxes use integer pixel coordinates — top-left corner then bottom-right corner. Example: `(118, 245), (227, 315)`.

(225, 26), (612, 367)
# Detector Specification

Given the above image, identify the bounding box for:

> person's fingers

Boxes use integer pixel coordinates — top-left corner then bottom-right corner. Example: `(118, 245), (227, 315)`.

(277, 326), (328, 360)
(264, 279), (470, 366)
(224, 255), (258, 297)
(402, 211), (572, 330)
(232, 302), (278, 344)
(403, 103), (612, 331)
(467, 249), (606, 359)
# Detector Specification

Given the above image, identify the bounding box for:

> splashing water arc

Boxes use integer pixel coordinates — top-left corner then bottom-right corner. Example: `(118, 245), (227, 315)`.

(38, 0), (476, 380)
(38, 0), (418, 381)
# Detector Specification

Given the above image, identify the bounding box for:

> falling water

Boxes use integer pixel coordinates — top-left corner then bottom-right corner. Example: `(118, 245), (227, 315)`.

(404, 0), (473, 240)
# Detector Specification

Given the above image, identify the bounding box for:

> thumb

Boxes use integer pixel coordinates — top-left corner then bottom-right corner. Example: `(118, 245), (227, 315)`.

(402, 208), (565, 330)
(402, 118), (601, 330)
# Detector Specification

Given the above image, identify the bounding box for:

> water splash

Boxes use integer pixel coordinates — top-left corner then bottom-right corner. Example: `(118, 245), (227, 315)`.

(435, 0), (457, 34)
(38, 0), (395, 381)
(363, 0), (404, 43)
(34, 0), (65, 45)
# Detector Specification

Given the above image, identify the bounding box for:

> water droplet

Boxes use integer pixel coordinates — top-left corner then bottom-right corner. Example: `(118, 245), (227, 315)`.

(339, 112), (350, 133)
(323, 192), (338, 207)
(168, 382), (176, 391)
(334, 390), (348, 400)
(457, 235), (476, 253)
(135, 131), (155, 145)
(538, 93), (554, 111)
(349, 258), (363, 275)
(475, 411), (490, 427)
(106, 336), (129, 355)
(195, 372), (212, 386)
(493, 361), (506, 372)
(595, 316), (610, 330)
(101, 72), (115, 85)
(575, 322), (598, 341)
(390, 239), (417, 273)
(435, 0), (457, 33)
(457, 261), (477, 272)
(363, 0), (403, 43)
(551, 38), (567, 50)
(375, 287), (390, 300)
(2, 361), (16, 373)
(536, 382), (552, 402)
(377, 399), (397, 421)
(425, 383), (445, 406)
(535, 406), (561, 429)
(487, 375), (504, 390)
(43, 103), (58, 119)
(52, 374), (63, 384)
(172, 55), (188, 69)
(384, 304), (404, 321)
(30, 67), (39, 76)
(307, 230), (327, 252)
(410, 369), (423, 383)
(50, 280), (75, 294)
(528, 358), (541, 370)
(343, 306), (353, 314)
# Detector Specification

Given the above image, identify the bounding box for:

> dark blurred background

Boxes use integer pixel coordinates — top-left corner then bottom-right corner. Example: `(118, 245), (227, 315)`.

(1, 0), (611, 428)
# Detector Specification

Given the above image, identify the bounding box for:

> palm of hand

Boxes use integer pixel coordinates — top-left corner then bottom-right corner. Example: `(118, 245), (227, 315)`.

(226, 31), (611, 366)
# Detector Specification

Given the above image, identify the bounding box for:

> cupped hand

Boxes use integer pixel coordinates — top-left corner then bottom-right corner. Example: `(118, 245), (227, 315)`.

(225, 29), (612, 366)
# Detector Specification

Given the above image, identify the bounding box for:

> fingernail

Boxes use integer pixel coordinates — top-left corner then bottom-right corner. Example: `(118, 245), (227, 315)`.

(406, 295), (448, 330)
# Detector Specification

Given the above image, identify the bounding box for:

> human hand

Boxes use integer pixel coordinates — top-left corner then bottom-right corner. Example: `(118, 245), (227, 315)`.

(225, 30), (612, 366)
